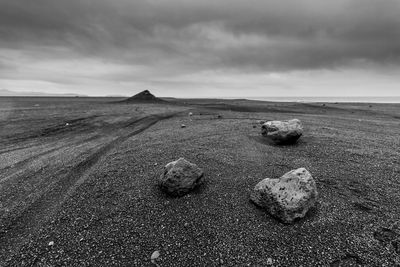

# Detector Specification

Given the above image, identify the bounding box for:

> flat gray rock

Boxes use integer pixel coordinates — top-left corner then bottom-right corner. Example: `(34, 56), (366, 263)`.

(250, 168), (318, 223)
(159, 158), (204, 197)
(261, 119), (303, 144)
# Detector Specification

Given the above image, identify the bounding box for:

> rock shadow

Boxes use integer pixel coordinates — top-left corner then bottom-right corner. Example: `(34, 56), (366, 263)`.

(248, 135), (308, 147)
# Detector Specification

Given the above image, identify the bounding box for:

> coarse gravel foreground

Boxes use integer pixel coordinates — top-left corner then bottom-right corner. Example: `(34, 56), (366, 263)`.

(1, 98), (400, 266)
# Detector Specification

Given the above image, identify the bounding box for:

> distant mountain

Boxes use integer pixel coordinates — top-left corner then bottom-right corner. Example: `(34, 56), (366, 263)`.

(121, 90), (166, 103)
(0, 89), (86, 97)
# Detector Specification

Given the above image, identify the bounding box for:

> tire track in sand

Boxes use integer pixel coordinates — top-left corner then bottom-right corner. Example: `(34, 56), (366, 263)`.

(0, 112), (176, 264)
(0, 135), (101, 184)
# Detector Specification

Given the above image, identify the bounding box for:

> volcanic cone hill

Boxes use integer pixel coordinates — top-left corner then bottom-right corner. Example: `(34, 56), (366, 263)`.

(121, 90), (166, 103)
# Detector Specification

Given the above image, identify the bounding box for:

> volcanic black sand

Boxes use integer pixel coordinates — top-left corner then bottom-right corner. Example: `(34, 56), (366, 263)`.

(0, 96), (399, 266)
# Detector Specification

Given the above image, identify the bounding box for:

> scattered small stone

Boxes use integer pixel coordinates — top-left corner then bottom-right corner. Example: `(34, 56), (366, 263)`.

(181, 124), (186, 128)
(151, 251), (160, 264)
(188, 112), (193, 116)
(158, 158), (204, 197)
(266, 258), (273, 265)
(48, 241), (54, 246)
(250, 168), (318, 223)
(65, 123), (70, 126)
(261, 119), (303, 145)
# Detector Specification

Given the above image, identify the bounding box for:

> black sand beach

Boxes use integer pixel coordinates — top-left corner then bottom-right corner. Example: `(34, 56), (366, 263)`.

(0, 97), (400, 266)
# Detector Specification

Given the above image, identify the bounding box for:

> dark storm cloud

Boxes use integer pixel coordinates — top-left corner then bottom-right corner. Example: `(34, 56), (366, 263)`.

(0, 0), (400, 73)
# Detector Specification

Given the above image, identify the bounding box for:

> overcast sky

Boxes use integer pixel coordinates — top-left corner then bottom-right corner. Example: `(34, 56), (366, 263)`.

(0, 0), (399, 97)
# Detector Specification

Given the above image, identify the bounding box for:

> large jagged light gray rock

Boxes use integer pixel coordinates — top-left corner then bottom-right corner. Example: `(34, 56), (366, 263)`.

(159, 158), (204, 197)
(261, 119), (303, 144)
(250, 168), (318, 223)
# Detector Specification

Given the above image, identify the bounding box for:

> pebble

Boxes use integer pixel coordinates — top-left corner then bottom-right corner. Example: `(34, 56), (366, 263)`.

(151, 250), (160, 263)
(48, 241), (54, 246)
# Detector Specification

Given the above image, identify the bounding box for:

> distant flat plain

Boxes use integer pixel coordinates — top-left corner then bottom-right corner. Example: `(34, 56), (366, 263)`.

(0, 96), (399, 266)
(245, 96), (400, 103)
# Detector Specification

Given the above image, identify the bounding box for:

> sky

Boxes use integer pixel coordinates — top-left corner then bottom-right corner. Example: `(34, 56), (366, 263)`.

(0, 0), (399, 98)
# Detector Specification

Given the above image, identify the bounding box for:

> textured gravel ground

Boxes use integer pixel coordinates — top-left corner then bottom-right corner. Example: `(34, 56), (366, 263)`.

(0, 97), (400, 266)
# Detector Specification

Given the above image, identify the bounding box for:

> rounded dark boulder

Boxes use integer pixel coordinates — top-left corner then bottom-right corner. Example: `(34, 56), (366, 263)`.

(158, 158), (204, 197)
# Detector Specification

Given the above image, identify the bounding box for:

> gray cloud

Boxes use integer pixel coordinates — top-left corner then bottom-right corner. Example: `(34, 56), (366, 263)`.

(0, 0), (400, 96)
(1, 0), (400, 70)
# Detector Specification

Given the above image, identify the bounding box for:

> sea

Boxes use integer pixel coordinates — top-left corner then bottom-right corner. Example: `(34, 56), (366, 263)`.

(242, 96), (400, 103)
